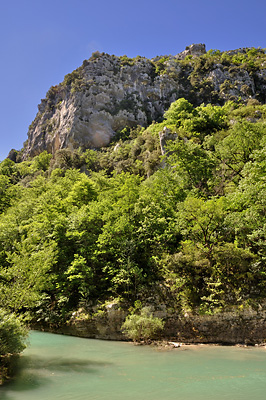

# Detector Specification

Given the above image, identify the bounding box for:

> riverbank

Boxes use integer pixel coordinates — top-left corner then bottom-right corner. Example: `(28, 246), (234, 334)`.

(32, 302), (266, 346)
(150, 340), (266, 351)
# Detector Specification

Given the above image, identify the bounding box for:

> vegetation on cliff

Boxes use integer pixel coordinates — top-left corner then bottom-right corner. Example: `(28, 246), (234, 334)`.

(1, 96), (266, 330)
(19, 45), (266, 160)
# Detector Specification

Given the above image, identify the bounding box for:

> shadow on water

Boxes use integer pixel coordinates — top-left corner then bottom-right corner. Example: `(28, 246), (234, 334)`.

(20, 353), (112, 373)
(0, 353), (112, 398)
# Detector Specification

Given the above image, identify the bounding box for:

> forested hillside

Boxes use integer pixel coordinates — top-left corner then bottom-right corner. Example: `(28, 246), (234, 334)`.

(1, 97), (266, 327)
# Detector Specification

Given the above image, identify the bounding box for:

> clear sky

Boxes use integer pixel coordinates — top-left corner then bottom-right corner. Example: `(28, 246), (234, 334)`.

(0, 0), (265, 161)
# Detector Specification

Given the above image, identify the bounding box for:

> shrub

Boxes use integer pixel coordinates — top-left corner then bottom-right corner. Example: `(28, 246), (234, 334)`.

(0, 309), (28, 357)
(0, 309), (28, 384)
(122, 307), (164, 343)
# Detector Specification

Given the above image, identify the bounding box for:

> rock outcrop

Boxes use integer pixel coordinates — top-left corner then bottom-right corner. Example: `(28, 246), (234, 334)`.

(21, 45), (266, 159)
(36, 302), (266, 345)
(159, 127), (178, 156)
(174, 43), (207, 59)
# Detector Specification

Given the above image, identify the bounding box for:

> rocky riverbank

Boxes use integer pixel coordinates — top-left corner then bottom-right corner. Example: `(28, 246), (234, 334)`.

(33, 302), (266, 346)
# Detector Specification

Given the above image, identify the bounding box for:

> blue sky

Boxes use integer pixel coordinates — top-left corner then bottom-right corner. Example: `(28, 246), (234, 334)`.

(0, 0), (265, 161)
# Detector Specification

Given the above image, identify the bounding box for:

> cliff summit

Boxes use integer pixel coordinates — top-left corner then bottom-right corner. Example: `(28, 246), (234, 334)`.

(20, 44), (266, 159)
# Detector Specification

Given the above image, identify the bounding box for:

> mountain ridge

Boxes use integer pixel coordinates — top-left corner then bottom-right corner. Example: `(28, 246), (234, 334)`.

(10, 44), (266, 161)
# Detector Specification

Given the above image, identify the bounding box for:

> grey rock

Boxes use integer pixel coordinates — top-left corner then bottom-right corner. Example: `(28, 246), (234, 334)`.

(175, 43), (206, 59)
(159, 127), (178, 156)
(21, 46), (266, 159)
(36, 301), (266, 345)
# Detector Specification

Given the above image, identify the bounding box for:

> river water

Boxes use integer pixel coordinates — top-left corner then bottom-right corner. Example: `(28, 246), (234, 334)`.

(1, 331), (266, 400)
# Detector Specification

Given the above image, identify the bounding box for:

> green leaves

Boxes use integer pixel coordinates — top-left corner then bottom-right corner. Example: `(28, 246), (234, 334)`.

(1, 97), (266, 320)
(179, 196), (228, 250)
(0, 309), (28, 356)
(122, 307), (164, 342)
(163, 98), (229, 139)
(63, 176), (97, 209)
(164, 98), (196, 127)
(167, 139), (217, 193)
(0, 240), (57, 312)
(215, 120), (264, 175)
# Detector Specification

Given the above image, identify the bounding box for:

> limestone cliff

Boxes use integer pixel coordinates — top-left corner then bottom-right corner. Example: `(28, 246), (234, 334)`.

(35, 301), (266, 345)
(21, 44), (266, 159)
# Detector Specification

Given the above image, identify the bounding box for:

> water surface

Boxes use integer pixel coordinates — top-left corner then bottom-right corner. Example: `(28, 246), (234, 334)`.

(1, 331), (266, 400)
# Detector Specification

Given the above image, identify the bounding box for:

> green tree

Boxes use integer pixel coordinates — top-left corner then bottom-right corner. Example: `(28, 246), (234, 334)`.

(167, 139), (217, 193)
(164, 98), (195, 126)
(179, 196), (228, 255)
(215, 121), (264, 180)
(0, 240), (57, 312)
(0, 309), (28, 356)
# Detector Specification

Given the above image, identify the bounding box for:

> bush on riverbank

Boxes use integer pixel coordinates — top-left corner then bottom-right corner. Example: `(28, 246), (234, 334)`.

(122, 307), (165, 343)
(0, 309), (28, 384)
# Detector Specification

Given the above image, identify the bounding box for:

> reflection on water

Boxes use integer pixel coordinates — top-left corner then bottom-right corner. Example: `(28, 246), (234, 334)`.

(1, 331), (266, 400)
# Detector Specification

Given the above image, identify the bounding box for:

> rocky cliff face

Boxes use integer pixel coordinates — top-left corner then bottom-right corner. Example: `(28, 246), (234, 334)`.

(21, 44), (266, 159)
(36, 302), (266, 345)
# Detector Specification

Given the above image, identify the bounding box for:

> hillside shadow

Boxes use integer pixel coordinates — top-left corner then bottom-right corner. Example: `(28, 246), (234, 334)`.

(0, 354), (112, 398)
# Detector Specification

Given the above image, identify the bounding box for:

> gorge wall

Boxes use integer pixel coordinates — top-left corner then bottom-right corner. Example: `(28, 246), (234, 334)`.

(19, 44), (266, 160)
(37, 303), (266, 345)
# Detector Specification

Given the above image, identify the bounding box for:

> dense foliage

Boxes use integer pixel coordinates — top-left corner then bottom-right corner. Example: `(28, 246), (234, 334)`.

(0, 309), (28, 384)
(1, 98), (266, 325)
(0, 309), (28, 357)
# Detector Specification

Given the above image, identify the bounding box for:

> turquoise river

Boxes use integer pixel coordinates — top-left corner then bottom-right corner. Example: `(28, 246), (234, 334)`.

(1, 331), (266, 400)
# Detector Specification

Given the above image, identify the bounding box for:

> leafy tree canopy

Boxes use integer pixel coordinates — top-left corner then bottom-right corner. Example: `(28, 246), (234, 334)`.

(1, 98), (266, 321)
